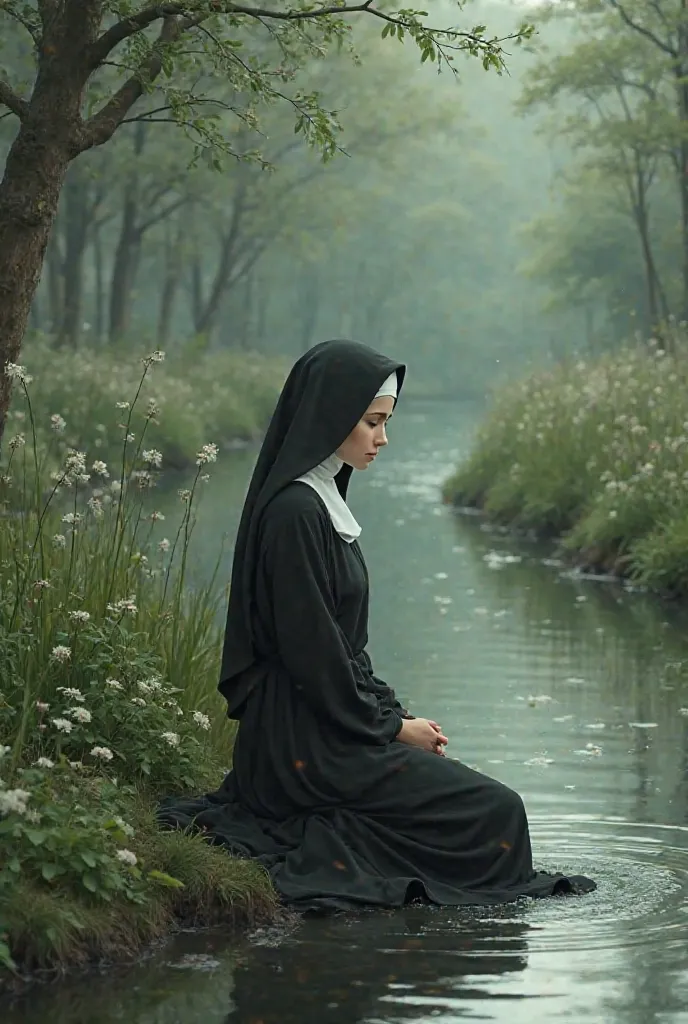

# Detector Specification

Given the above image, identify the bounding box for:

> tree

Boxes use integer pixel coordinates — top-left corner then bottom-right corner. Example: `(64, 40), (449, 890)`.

(0, 1), (533, 445)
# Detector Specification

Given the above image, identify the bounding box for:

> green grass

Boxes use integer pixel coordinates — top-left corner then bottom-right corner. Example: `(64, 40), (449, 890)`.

(443, 329), (688, 593)
(0, 348), (280, 984)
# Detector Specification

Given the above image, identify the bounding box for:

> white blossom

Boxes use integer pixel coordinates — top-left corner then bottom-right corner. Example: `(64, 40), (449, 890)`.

(0, 744), (11, 760)
(113, 816), (135, 838)
(178, 489), (191, 503)
(35, 701), (49, 713)
(8, 433), (25, 450)
(69, 706), (92, 724)
(87, 496), (104, 518)
(50, 414), (66, 432)
(196, 443), (218, 466)
(51, 717), (73, 734)
(0, 788), (31, 816)
(142, 449), (163, 468)
(106, 596), (138, 616)
(130, 697), (147, 707)
(105, 678), (123, 690)
(92, 460), (109, 477)
(52, 534), (67, 549)
(161, 731), (180, 747)
(90, 746), (114, 761)
(51, 645), (71, 663)
(34, 579), (51, 590)
(57, 686), (84, 701)
(116, 848), (138, 866)
(143, 350), (165, 367)
(116, 400), (130, 410)
(34, 757), (54, 769)
(192, 711), (211, 731)
(158, 538), (171, 553)
(5, 362), (33, 385)
(69, 610), (91, 624)
(61, 512), (83, 526)
(149, 511), (165, 522)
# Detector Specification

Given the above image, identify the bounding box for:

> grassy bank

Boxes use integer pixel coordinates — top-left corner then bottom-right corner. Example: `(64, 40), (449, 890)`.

(443, 333), (688, 595)
(7, 336), (285, 471)
(0, 351), (279, 987)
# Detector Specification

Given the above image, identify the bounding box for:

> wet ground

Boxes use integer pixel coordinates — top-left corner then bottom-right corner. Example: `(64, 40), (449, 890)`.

(5, 399), (688, 1022)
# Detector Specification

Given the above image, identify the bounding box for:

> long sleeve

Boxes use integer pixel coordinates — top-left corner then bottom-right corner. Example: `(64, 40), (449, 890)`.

(356, 650), (415, 719)
(260, 507), (402, 745)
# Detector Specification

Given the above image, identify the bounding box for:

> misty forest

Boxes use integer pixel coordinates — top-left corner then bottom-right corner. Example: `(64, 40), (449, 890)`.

(3, 1), (688, 1017)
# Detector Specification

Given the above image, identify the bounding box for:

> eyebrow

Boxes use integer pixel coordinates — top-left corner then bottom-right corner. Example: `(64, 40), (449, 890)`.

(367, 410), (392, 420)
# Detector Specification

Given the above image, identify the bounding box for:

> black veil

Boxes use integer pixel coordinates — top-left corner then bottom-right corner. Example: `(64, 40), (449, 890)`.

(218, 339), (406, 717)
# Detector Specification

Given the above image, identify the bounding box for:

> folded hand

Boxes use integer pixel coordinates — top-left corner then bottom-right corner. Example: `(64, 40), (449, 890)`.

(397, 717), (448, 754)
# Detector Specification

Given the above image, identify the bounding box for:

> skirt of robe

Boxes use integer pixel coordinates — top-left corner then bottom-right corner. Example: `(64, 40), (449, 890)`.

(158, 668), (595, 908)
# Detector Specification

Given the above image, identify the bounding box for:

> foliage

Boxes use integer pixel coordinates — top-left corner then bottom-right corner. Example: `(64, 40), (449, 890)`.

(7, 336), (284, 469)
(0, 350), (277, 976)
(443, 323), (688, 593)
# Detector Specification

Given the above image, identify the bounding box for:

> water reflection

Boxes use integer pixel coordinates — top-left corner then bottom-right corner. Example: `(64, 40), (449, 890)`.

(4, 399), (688, 1023)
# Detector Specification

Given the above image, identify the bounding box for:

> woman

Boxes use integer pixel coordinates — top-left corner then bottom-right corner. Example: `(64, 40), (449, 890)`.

(160, 340), (595, 908)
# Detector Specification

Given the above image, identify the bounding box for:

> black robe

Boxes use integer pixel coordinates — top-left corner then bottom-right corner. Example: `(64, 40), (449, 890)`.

(159, 483), (595, 907)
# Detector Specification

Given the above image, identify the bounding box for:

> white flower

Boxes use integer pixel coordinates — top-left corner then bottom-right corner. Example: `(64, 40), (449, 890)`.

(69, 706), (92, 723)
(52, 534), (67, 549)
(87, 496), (104, 518)
(149, 511), (165, 522)
(61, 512), (83, 526)
(35, 701), (49, 713)
(161, 731), (180, 747)
(69, 610), (90, 624)
(92, 460), (109, 477)
(34, 757), (54, 769)
(34, 579), (51, 590)
(113, 816), (135, 838)
(25, 809), (42, 824)
(0, 788), (31, 816)
(115, 400), (130, 410)
(64, 449), (87, 477)
(5, 362), (33, 385)
(106, 596), (138, 616)
(8, 433), (25, 450)
(192, 711), (211, 731)
(178, 489), (191, 503)
(51, 717), (73, 733)
(146, 398), (160, 418)
(125, 432), (135, 443)
(50, 414), (66, 432)
(158, 538), (170, 553)
(57, 686), (84, 701)
(0, 744), (11, 760)
(105, 678), (122, 690)
(116, 848), (138, 866)
(130, 696), (147, 707)
(142, 449), (163, 468)
(143, 350), (165, 366)
(51, 645), (71, 662)
(196, 443), (218, 466)
(90, 746), (114, 761)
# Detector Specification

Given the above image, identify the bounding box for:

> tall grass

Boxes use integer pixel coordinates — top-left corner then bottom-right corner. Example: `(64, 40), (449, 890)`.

(0, 350), (277, 979)
(443, 329), (688, 593)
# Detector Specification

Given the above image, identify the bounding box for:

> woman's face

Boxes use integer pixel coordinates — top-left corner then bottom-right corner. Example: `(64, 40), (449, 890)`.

(336, 396), (395, 471)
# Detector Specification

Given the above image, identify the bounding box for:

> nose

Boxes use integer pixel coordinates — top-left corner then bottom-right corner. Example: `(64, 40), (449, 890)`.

(377, 427), (388, 448)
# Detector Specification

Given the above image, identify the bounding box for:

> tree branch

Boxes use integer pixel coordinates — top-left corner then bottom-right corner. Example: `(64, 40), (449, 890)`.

(0, 79), (29, 119)
(605, 0), (676, 57)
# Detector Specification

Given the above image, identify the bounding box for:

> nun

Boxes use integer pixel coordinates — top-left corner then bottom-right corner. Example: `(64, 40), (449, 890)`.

(160, 340), (595, 908)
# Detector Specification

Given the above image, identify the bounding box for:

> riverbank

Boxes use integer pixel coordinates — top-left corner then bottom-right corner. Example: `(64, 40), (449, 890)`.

(7, 336), (285, 470)
(443, 337), (688, 595)
(0, 351), (280, 989)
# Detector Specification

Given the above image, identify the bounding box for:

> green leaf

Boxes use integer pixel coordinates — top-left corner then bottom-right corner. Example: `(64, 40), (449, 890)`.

(80, 851), (97, 868)
(24, 829), (47, 846)
(147, 869), (185, 889)
(81, 872), (98, 893)
(41, 863), (62, 881)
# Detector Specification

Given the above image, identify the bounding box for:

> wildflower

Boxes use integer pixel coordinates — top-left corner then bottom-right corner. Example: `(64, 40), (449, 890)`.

(64, 449), (87, 477)
(92, 460), (109, 477)
(110, 480), (122, 493)
(87, 496), (104, 518)
(69, 610), (91, 624)
(90, 746), (114, 761)
(50, 414), (66, 432)
(149, 511), (165, 522)
(51, 717), (73, 733)
(196, 443), (219, 466)
(51, 645), (71, 663)
(5, 362), (33, 385)
(0, 744), (11, 759)
(146, 398), (160, 418)
(116, 848), (138, 867)
(8, 433), (25, 450)
(52, 534), (67, 549)
(57, 686), (84, 701)
(106, 596), (138, 616)
(0, 788), (31, 816)
(143, 350), (165, 367)
(34, 579), (51, 590)
(25, 809), (42, 824)
(200, 473), (210, 483)
(35, 701), (49, 713)
(192, 711), (211, 731)
(142, 449), (163, 468)
(161, 731), (180, 747)
(133, 470), (154, 489)
(69, 760), (84, 769)
(105, 678), (122, 690)
(158, 538), (171, 553)
(34, 757), (54, 769)
(69, 706), (92, 724)
(61, 512), (83, 526)
(130, 697), (147, 707)
(125, 432), (135, 443)
(113, 816), (135, 837)
(178, 489), (191, 503)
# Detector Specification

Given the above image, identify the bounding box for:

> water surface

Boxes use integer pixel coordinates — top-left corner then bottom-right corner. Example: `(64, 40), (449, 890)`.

(5, 399), (688, 1022)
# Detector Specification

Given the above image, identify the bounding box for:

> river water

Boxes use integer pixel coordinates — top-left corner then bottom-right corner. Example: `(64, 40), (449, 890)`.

(6, 399), (688, 1022)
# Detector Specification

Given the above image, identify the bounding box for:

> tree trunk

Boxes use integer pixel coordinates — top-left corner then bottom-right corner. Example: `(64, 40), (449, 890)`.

(157, 217), (183, 348)
(45, 229), (64, 335)
(108, 123), (146, 341)
(0, 123), (73, 442)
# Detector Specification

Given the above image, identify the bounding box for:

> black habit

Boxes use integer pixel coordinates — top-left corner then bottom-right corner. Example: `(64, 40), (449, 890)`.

(159, 340), (595, 907)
